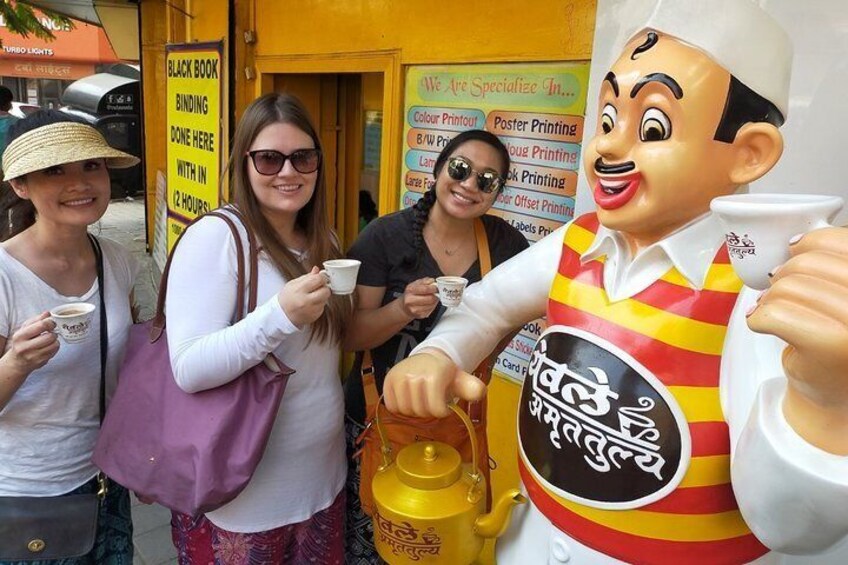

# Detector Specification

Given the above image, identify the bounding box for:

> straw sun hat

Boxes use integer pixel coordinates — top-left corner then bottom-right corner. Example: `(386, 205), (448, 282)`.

(2, 121), (139, 181)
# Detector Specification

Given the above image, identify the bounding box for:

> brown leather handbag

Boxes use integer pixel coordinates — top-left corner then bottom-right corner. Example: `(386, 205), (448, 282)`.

(355, 218), (513, 516)
(0, 491), (102, 561)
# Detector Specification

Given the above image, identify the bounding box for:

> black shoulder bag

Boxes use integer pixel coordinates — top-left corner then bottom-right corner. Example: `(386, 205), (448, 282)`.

(0, 235), (108, 560)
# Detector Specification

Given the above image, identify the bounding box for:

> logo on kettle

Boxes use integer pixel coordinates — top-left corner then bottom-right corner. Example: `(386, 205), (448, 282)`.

(374, 512), (442, 561)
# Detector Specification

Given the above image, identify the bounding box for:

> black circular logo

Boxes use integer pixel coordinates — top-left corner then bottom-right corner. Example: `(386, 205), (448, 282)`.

(518, 326), (689, 508)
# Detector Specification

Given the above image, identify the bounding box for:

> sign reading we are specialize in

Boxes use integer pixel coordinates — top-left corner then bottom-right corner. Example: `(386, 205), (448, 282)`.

(165, 42), (223, 250)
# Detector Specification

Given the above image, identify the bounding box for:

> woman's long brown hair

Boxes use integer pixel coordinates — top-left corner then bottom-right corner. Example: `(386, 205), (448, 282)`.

(227, 93), (350, 344)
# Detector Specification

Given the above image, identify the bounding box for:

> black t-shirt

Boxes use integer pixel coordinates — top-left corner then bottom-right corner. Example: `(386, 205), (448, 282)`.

(344, 206), (529, 423)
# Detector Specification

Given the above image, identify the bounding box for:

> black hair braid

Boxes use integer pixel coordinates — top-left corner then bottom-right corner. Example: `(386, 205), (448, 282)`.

(404, 188), (437, 268)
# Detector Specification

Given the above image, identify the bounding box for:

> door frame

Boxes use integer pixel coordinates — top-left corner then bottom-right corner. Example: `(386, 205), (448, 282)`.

(254, 51), (403, 226)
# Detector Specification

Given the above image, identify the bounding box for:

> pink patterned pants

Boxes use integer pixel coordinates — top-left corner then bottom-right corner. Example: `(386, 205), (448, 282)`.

(170, 489), (344, 565)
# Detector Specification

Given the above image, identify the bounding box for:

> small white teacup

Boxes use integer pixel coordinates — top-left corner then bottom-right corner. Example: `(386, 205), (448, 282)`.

(50, 302), (96, 343)
(710, 193), (844, 290)
(320, 259), (361, 295)
(435, 276), (468, 308)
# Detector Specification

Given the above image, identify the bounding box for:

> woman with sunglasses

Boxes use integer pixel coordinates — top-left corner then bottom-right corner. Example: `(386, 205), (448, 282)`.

(342, 129), (528, 562)
(164, 93), (351, 563)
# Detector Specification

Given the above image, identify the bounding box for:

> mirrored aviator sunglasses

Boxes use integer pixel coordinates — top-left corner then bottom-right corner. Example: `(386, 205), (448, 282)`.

(248, 149), (321, 175)
(445, 156), (504, 194)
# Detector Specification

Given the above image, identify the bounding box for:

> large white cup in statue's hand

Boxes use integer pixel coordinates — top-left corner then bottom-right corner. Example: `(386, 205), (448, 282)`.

(710, 193), (844, 290)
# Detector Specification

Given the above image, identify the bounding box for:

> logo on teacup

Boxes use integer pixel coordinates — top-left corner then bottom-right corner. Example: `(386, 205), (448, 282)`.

(440, 288), (463, 301)
(61, 320), (91, 336)
(725, 232), (756, 260)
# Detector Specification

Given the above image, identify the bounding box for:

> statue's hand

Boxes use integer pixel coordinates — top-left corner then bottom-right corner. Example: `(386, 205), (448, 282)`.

(747, 226), (848, 454)
(384, 349), (486, 418)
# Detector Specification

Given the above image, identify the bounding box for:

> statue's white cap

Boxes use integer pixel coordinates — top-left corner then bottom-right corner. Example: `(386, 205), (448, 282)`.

(620, 0), (792, 118)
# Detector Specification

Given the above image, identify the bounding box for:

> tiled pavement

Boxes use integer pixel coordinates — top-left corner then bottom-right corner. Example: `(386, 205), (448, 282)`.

(97, 199), (177, 565)
(129, 497), (177, 565)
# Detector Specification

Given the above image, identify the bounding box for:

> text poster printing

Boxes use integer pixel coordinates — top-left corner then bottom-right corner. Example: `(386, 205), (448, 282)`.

(165, 41), (223, 250)
(400, 62), (591, 383)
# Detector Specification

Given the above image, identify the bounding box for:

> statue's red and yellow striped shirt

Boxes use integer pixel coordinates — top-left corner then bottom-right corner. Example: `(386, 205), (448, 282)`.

(520, 213), (767, 564)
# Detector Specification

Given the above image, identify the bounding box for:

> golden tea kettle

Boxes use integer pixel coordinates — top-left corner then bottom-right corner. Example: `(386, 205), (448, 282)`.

(371, 403), (526, 564)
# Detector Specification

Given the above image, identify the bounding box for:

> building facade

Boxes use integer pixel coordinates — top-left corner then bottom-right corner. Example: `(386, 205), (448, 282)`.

(0, 10), (122, 109)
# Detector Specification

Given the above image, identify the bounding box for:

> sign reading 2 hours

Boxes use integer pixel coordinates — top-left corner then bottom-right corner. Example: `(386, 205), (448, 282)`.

(165, 41), (223, 250)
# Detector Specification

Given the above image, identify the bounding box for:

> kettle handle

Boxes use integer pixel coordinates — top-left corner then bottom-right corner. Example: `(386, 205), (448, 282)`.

(372, 398), (481, 481)
(372, 395), (394, 470)
(448, 403), (481, 483)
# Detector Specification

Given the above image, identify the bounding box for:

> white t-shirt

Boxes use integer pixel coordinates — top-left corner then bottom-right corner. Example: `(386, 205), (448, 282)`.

(0, 237), (138, 496)
(164, 210), (346, 533)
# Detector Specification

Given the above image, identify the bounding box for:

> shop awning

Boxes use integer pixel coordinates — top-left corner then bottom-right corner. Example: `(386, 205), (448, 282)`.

(22, 1), (139, 61)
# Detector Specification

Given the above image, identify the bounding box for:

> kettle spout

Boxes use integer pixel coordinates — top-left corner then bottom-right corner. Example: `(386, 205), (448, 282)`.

(474, 489), (527, 539)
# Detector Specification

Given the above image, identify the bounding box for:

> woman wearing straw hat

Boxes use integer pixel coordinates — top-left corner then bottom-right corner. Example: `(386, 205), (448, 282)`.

(0, 110), (140, 564)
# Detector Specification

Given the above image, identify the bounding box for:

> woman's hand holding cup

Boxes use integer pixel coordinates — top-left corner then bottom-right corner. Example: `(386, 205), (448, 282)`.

(398, 277), (440, 319)
(1, 312), (59, 377)
(278, 266), (332, 328)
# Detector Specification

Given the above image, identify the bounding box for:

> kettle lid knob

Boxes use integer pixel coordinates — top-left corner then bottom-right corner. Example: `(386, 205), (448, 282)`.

(396, 441), (462, 490)
(423, 444), (437, 462)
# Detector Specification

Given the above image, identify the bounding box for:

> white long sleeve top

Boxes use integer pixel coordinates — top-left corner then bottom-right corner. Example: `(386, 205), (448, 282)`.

(412, 213), (848, 564)
(165, 211), (345, 532)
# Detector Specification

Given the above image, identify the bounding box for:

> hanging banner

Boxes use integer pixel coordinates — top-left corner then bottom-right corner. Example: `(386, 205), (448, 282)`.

(400, 62), (591, 384)
(165, 41), (223, 250)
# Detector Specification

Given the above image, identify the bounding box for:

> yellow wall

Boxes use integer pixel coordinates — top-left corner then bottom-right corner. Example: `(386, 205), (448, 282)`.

(185, 0), (228, 44)
(253, 1), (595, 63)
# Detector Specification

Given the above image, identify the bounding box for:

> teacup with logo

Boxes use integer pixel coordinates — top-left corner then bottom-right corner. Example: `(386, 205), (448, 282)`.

(435, 276), (468, 308)
(710, 193), (843, 290)
(50, 302), (96, 343)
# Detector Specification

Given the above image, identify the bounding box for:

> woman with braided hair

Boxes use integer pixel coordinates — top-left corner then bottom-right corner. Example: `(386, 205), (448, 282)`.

(341, 129), (528, 563)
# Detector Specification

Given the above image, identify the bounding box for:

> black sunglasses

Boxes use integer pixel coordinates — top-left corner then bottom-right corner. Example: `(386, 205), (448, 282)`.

(247, 149), (321, 175)
(445, 156), (505, 194)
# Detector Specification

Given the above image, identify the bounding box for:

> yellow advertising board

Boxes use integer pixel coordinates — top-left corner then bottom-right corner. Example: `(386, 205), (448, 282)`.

(165, 41), (223, 249)
(400, 63), (591, 537)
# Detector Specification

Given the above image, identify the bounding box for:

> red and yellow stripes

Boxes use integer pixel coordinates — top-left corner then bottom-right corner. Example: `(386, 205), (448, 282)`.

(529, 213), (767, 563)
(521, 461), (768, 565)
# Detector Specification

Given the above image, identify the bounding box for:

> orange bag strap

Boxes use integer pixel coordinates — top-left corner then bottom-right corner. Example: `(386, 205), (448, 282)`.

(472, 217), (494, 390)
(357, 351), (383, 457)
(362, 350), (379, 418)
(474, 217), (491, 276)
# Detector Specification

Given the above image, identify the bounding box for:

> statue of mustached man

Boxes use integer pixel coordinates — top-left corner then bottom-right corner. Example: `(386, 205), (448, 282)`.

(383, 0), (848, 563)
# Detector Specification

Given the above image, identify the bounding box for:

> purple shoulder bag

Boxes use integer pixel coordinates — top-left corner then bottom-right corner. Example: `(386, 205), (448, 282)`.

(92, 209), (294, 516)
